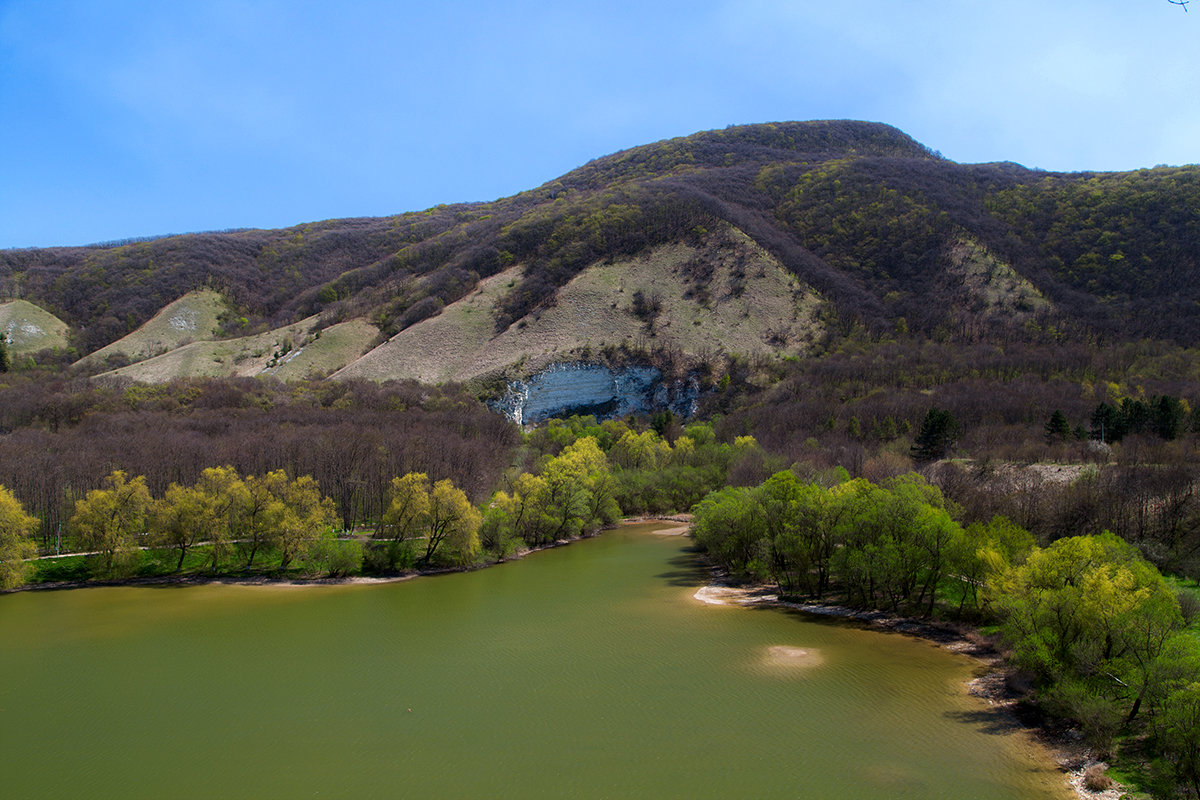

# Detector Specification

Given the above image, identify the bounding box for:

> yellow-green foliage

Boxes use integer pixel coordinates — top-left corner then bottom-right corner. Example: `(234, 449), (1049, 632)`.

(377, 472), (480, 566)
(0, 484), (38, 589)
(520, 417), (751, 517)
(68, 470), (152, 575)
(425, 479), (481, 566)
(483, 436), (619, 549)
(988, 531), (1200, 764)
(150, 466), (249, 571)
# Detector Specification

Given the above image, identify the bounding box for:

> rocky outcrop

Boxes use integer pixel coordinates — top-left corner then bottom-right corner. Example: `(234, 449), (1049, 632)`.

(491, 362), (700, 425)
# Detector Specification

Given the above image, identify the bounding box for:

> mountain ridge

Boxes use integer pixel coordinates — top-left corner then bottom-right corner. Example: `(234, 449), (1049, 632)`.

(2, 120), (1198, 381)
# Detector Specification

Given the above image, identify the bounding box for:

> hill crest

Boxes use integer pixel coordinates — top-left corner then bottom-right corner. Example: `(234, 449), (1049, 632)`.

(3, 120), (1199, 383)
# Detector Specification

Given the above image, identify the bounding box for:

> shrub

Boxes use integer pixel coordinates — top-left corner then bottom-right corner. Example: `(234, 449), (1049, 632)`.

(1081, 764), (1112, 792)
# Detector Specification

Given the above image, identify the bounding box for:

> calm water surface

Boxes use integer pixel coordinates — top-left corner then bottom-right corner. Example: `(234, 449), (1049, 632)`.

(0, 524), (1071, 799)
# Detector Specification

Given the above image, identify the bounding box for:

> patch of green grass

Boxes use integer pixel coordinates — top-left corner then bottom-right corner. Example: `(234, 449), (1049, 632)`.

(1106, 737), (1171, 800)
(1165, 574), (1200, 637)
(31, 555), (90, 583)
(24, 536), (503, 589)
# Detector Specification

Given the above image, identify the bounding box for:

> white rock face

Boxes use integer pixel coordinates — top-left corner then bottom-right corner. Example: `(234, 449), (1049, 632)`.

(492, 362), (699, 424)
(5, 320), (46, 345)
(168, 311), (198, 331)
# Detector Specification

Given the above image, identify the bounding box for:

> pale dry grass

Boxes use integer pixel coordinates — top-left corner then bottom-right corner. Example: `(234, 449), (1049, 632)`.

(0, 299), (70, 353)
(77, 289), (228, 367)
(944, 236), (1051, 320)
(335, 223), (825, 383)
(96, 316), (377, 383)
(269, 318), (378, 381)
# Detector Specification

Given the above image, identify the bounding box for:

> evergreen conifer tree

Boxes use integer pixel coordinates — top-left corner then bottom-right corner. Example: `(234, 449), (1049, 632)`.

(1044, 410), (1072, 443)
(910, 408), (961, 462)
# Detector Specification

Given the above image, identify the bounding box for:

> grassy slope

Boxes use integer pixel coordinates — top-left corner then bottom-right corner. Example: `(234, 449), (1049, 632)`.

(0, 299), (70, 353)
(268, 318), (378, 381)
(943, 236), (1051, 320)
(77, 288), (228, 367)
(334, 224), (824, 383)
(97, 317), (378, 382)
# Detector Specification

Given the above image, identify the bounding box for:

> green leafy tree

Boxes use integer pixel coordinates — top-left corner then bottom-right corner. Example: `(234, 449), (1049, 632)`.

(757, 471), (836, 595)
(376, 472), (430, 567)
(496, 472), (556, 546)
(422, 479), (480, 565)
(194, 465), (250, 570)
(1161, 681), (1200, 797)
(832, 475), (961, 614)
(237, 471), (336, 570)
(69, 471), (152, 575)
(241, 472), (284, 568)
(609, 430), (670, 470)
(149, 466), (248, 571)
(989, 532), (1185, 735)
(0, 339), (10, 373)
(0, 484), (38, 589)
(150, 483), (213, 572)
(949, 516), (1034, 615)
(270, 473), (337, 570)
(690, 485), (768, 580)
(493, 436), (619, 547)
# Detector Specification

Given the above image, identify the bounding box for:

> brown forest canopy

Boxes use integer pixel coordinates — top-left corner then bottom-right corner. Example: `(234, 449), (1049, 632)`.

(0, 376), (520, 544)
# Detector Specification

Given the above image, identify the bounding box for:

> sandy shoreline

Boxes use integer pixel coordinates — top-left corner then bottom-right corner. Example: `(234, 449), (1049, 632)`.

(692, 581), (1122, 800)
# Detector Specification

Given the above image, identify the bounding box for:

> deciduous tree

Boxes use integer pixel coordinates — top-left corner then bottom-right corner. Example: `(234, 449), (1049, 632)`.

(0, 484), (37, 588)
(68, 471), (151, 574)
(422, 479), (480, 565)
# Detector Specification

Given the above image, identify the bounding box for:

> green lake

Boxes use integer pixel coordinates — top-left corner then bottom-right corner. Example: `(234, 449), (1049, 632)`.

(0, 523), (1072, 799)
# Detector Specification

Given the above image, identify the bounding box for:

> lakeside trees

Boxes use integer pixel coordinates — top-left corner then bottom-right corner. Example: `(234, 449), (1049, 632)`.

(990, 533), (1191, 742)
(0, 485), (37, 589)
(149, 466), (250, 571)
(482, 436), (620, 551)
(0, 377), (518, 551)
(2, 460), (496, 588)
(69, 471), (151, 575)
(692, 472), (991, 615)
(690, 467), (1200, 794)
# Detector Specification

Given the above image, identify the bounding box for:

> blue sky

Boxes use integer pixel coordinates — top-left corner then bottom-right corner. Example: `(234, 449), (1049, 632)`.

(2, 0), (1196, 248)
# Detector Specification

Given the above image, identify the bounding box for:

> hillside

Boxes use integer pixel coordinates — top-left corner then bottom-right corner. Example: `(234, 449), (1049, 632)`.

(334, 223), (822, 383)
(77, 289), (228, 370)
(0, 299), (70, 354)
(2, 120), (1199, 383)
(96, 316), (377, 382)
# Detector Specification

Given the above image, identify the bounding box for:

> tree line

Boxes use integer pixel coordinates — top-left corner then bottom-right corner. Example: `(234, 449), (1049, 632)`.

(3, 414), (749, 587)
(0, 375), (518, 550)
(1, 462), (495, 587)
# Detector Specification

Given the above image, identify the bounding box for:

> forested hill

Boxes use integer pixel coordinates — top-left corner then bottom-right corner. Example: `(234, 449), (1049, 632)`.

(3, 120), (1199, 361)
